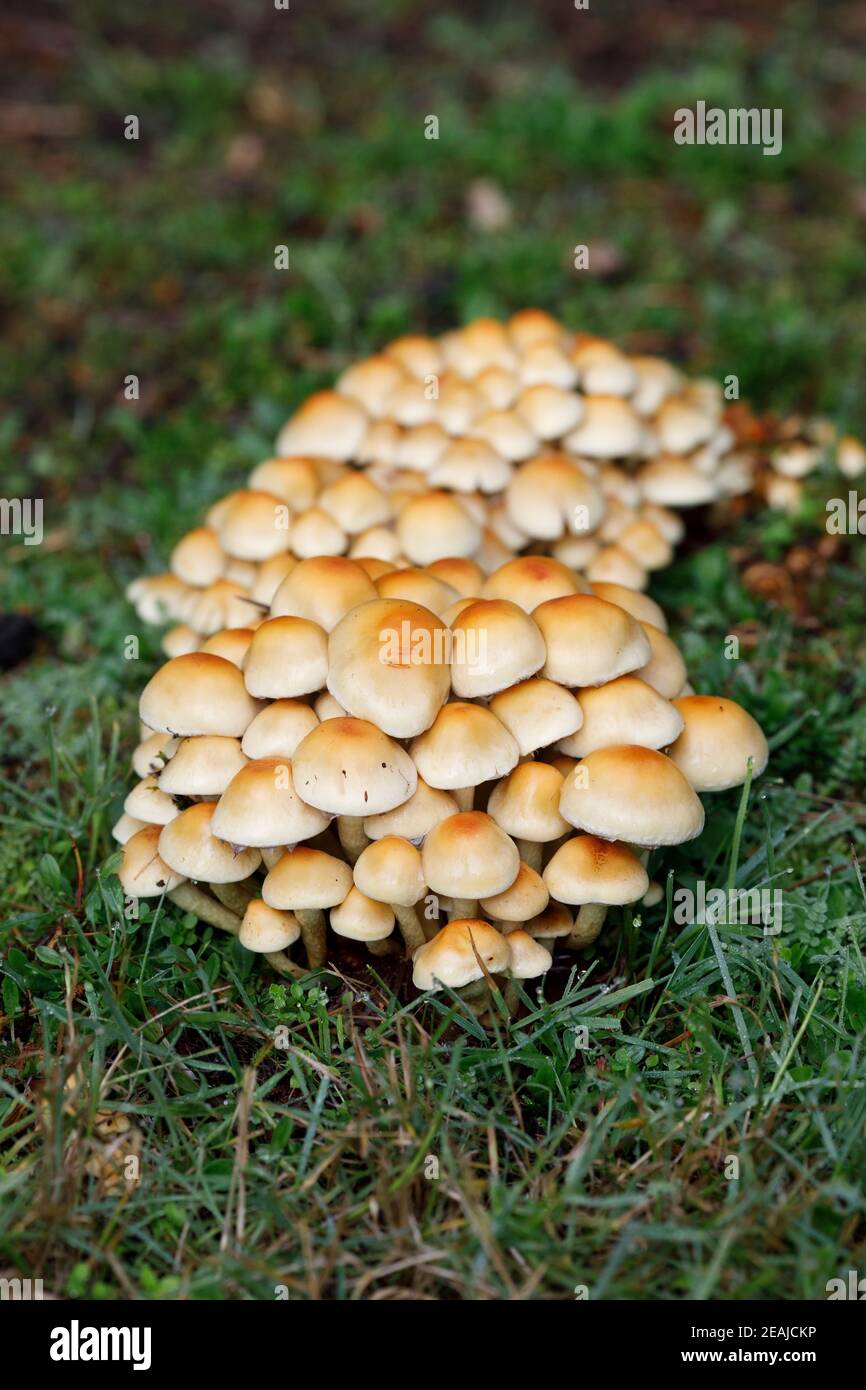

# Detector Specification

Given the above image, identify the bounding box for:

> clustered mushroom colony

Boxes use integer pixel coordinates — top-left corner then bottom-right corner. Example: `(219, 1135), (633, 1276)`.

(117, 311), (857, 1007)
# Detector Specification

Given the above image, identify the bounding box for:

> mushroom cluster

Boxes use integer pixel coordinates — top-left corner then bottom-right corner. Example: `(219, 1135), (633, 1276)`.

(118, 308), (864, 1004)
(127, 311), (784, 654)
(117, 545), (769, 1001)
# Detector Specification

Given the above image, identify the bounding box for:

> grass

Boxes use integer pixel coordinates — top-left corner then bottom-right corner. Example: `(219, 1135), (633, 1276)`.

(2, 0), (866, 1300)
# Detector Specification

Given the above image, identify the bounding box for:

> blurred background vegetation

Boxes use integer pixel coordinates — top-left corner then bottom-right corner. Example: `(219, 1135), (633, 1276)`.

(1, 0), (866, 1301)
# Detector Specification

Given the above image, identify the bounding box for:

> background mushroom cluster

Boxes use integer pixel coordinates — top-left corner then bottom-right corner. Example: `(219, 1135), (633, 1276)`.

(117, 309), (853, 1009)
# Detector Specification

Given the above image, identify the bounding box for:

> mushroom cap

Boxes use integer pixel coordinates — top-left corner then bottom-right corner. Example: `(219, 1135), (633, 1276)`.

(533, 594), (652, 687)
(217, 490), (290, 561)
(170, 527), (225, 587)
(639, 456), (717, 506)
(630, 355), (683, 416)
(354, 836), (426, 906)
(505, 929), (553, 979)
(412, 918), (511, 991)
(375, 567), (460, 618)
(590, 581), (668, 632)
(617, 518), (673, 571)
(270, 556), (378, 632)
(526, 901), (573, 939)
(508, 307), (564, 350)
(158, 802), (262, 883)
(318, 473), (392, 534)
(586, 544), (648, 592)
(482, 555), (586, 613)
(515, 384), (584, 440)
(292, 716), (417, 816)
(241, 699), (319, 760)
(486, 761), (569, 842)
(248, 456), (320, 509)
(655, 396), (716, 454)
(667, 695), (769, 791)
(112, 812), (148, 844)
(123, 776), (180, 826)
(118, 824), (186, 898)
(288, 507), (347, 559)
(410, 702), (519, 789)
(362, 777), (458, 842)
(140, 653), (263, 737)
(429, 437), (512, 494)
(132, 732), (177, 779)
(276, 389), (368, 460)
(470, 409), (538, 462)
(635, 622), (688, 699)
(158, 735), (248, 797)
(251, 553), (298, 607)
(211, 757), (330, 848)
(199, 628), (256, 668)
(330, 886), (395, 941)
(543, 835), (649, 906)
(241, 615), (329, 699)
(422, 811), (520, 899)
(560, 676), (685, 758)
(564, 395), (643, 458)
(327, 598), (450, 739)
(426, 556), (485, 598)
(572, 340), (637, 396)
(336, 354), (405, 415)
(263, 846), (353, 910)
(386, 333), (443, 378)
(449, 599), (546, 699)
(480, 862), (549, 921)
(396, 492), (481, 565)
(559, 745), (705, 846)
(504, 453), (604, 541)
(240, 900), (301, 953)
(489, 677), (583, 756)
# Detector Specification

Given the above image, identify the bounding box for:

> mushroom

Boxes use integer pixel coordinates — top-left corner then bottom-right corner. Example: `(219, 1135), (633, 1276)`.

(292, 715), (417, 861)
(422, 811), (520, 919)
(410, 701), (518, 811)
(353, 836), (427, 952)
(666, 696), (769, 790)
(412, 919), (511, 992)
(263, 846), (354, 968)
(543, 835), (649, 950)
(326, 598), (450, 738)
(486, 761), (569, 871)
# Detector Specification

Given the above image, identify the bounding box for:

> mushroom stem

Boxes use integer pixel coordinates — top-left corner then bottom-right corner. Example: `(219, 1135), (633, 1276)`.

(452, 787), (475, 812)
(337, 815), (369, 864)
(567, 903), (608, 950)
(211, 879), (258, 916)
(167, 884), (242, 935)
(265, 950), (305, 979)
(295, 907), (328, 969)
(448, 897), (477, 920)
(366, 937), (399, 957)
(517, 839), (542, 872)
(392, 904), (427, 955)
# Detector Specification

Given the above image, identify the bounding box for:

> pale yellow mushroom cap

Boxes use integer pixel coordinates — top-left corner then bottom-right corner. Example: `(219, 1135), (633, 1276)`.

(559, 745), (705, 847)
(480, 862), (549, 922)
(240, 900), (301, 953)
(543, 835), (648, 906)
(410, 702), (518, 789)
(422, 811), (519, 899)
(666, 696), (769, 792)
(330, 886), (395, 941)
(241, 615), (329, 700)
(327, 598), (450, 739)
(211, 757), (330, 848)
(505, 930), (553, 980)
(533, 594), (651, 688)
(293, 716), (417, 817)
(139, 653), (263, 738)
(560, 676), (684, 759)
(117, 824), (186, 898)
(412, 919), (511, 991)
(449, 599), (546, 699)
(158, 802), (262, 884)
(486, 762), (569, 843)
(158, 736), (248, 797)
(263, 846), (353, 910)
(353, 836), (426, 907)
